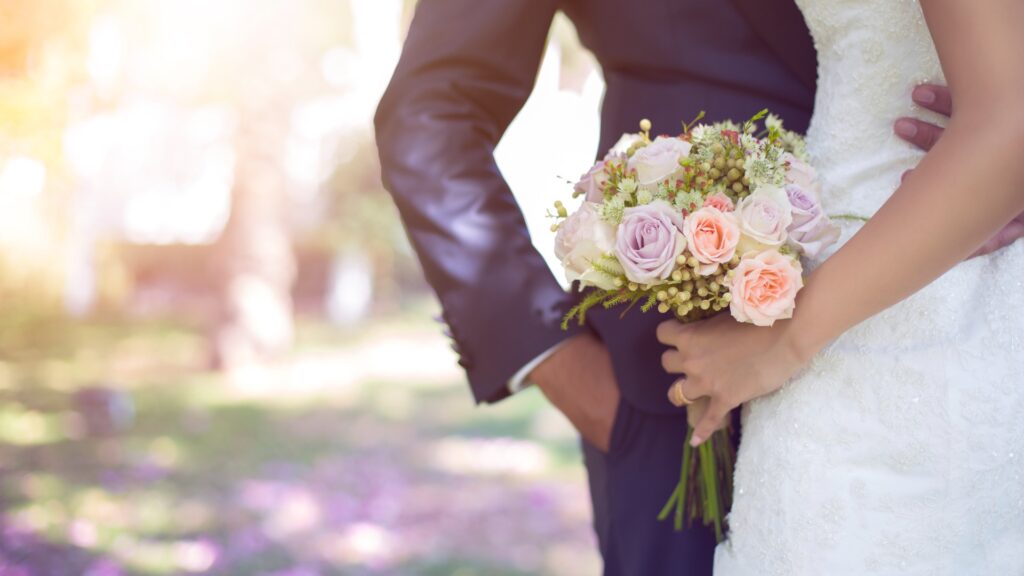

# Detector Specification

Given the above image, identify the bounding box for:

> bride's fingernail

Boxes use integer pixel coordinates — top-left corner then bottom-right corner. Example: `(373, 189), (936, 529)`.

(895, 119), (918, 138)
(690, 434), (703, 447)
(913, 86), (936, 105)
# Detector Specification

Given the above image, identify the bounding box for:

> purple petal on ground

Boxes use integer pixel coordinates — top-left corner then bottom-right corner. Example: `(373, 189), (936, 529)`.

(84, 559), (126, 576)
(268, 568), (323, 576)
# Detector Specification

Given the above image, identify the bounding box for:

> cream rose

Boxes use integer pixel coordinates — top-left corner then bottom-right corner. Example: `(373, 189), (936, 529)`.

(627, 136), (692, 187)
(606, 133), (644, 159)
(728, 250), (804, 326)
(735, 184), (793, 252)
(682, 207), (741, 276)
(554, 202), (617, 290)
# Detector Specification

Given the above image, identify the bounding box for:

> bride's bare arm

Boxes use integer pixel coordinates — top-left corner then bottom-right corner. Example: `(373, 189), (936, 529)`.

(657, 0), (1024, 445)
(792, 0), (1024, 352)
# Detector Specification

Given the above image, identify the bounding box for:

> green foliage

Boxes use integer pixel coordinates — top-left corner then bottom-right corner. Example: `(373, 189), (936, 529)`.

(591, 256), (624, 278)
(681, 110), (706, 134)
(742, 108), (769, 135)
(561, 289), (613, 329)
(640, 293), (658, 313)
(602, 290), (637, 309)
(830, 213), (871, 222)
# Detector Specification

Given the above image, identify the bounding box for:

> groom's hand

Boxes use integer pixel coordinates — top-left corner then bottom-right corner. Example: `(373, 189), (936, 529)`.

(895, 84), (1024, 258)
(529, 333), (620, 453)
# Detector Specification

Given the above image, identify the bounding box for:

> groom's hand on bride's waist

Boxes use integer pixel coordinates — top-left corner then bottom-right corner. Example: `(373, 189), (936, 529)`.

(895, 84), (1024, 258)
(529, 333), (620, 453)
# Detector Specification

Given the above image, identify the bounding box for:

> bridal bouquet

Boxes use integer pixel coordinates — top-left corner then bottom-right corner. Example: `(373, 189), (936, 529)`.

(550, 110), (839, 540)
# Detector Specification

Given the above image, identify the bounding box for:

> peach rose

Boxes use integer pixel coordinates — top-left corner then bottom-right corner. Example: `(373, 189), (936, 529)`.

(682, 207), (741, 276)
(728, 250), (804, 326)
(703, 192), (735, 213)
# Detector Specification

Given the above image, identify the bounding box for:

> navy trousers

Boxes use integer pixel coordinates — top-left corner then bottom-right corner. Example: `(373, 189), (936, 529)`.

(582, 400), (718, 576)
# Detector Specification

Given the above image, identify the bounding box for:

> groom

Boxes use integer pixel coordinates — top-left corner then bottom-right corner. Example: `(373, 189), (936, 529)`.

(374, 1), (1021, 574)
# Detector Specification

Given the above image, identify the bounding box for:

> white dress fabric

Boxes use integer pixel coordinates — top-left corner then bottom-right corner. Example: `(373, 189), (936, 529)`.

(714, 1), (1024, 574)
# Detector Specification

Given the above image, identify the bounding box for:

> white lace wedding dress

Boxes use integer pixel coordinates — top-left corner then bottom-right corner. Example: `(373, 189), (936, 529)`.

(714, 1), (1024, 574)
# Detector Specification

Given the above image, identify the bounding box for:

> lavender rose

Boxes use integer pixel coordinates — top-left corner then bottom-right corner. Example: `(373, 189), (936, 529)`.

(574, 161), (610, 203)
(735, 184), (793, 253)
(785, 184), (840, 258)
(627, 136), (692, 187)
(555, 202), (618, 290)
(614, 200), (687, 284)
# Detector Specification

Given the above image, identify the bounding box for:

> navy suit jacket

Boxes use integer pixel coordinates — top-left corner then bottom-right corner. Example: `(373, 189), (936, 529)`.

(375, 0), (817, 415)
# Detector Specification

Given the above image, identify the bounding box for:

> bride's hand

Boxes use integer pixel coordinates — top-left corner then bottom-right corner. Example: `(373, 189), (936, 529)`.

(657, 314), (812, 446)
(683, 397), (732, 440)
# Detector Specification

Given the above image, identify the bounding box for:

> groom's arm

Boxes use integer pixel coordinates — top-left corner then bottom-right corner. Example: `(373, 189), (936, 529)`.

(895, 84), (1024, 257)
(374, 0), (586, 405)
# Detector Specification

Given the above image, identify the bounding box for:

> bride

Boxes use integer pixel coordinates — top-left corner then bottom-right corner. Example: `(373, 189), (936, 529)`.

(657, 0), (1024, 573)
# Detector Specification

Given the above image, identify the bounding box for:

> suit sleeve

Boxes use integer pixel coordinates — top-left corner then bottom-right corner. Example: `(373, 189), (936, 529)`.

(374, 0), (585, 404)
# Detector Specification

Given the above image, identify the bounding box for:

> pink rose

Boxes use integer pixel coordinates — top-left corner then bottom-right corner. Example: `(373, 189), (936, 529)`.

(784, 184), (841, 258)
(703, 192), (735, 213)
(735, 185), (793, 252)
(627, 136), (692, 187)
(555, 202), (617, 290)
(574, 161), (610, 203)
(614, 200), (687, 285)
(728, 250), (804, 326)
(682, 207), (740, 276)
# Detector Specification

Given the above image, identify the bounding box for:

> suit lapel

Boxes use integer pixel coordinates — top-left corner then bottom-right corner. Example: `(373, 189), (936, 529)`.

(731, 0), (818, 92)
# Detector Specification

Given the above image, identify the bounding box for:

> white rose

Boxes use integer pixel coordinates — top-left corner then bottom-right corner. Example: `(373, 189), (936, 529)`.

(627, 136), (693, 187)
(735, 184), (794, 253)
(606, 133), (644, 159)
(554, 202), (618, 290)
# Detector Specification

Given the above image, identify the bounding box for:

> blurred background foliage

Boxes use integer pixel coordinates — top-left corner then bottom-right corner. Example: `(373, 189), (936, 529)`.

(0, 0), (604, 574)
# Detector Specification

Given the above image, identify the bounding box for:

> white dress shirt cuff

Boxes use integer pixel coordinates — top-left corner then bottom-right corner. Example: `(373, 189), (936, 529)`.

(507, 340), (571, 394)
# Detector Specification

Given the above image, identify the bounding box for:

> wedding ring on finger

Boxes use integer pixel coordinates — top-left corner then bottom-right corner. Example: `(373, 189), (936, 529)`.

(668, 379), (694, 407)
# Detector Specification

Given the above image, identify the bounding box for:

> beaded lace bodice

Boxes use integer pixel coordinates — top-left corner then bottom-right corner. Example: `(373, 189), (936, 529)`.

(800, 0), (944, 221)
(714, 2), (1024, 575)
